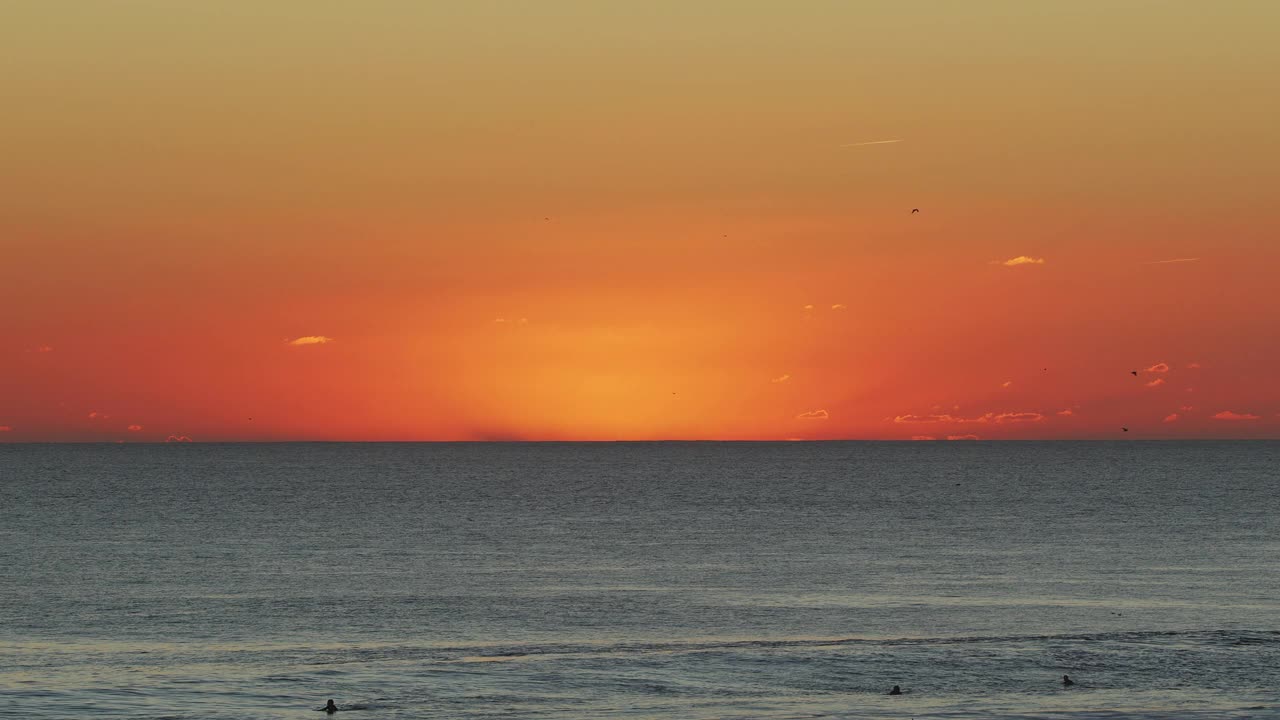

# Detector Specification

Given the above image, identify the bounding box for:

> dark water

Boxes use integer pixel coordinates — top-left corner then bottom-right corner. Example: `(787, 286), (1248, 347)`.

(2, 441), (1278, 719)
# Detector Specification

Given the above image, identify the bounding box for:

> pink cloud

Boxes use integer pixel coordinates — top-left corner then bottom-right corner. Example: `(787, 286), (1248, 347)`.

(1057, 409), (1075, 416)
(1180, 405), (1194, 412)
(1212, 411), (1260, 421)
(1163, 413), (1179, 423)
(165, 435), (194, 442)
(911, 435), (936, 441)
(1145, 378), (1165, 388)
(127, 424), (143, 432)
(27, 345), (54, 353)
(88, 411), (108, 419)
(771, 374), (791, 383)
(999, 256), (1045, 267)
(0, 425), (12, 432)
(287, 336), (333, 346)
(947, 434), (981, 441)
(894, 414), (957, 424)
(796, 409), (829, 421)
(993, 412), (1045, 424)
(1001, 380), (1013, 388)
(1144, 362), (1170, 374)
(831, 303), (847, 310)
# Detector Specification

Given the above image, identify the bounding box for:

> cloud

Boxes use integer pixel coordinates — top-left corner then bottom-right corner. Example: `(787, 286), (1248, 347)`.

(802, 304), (815, 311)
(1001, 380), (1013, 388)
(998, 256), (1046, 267)
(1145, 378), (1166, 388)
(165, 435), (194, 442)
(1142, 258), (1200, 265)
(1212, 411), (1260, 421)
(911, 435), (937, 441)
(493, 318), (507, 324)
(127, 424), (143, 432)
(1163, 414), (1179, 423)
(796, 409), (829, 421)
(839, 139), (903, 147)
(895, 411), (1043, 424)
(1180, 405), (1194, 412)
(993, 412), (1045, 424)
(288, 336), (333, 346)
(947, 434), (980, 441)
(894, 414), (957, 424)
(1144, 362), (1170, 373)
(88, 411), (108, 419)
(1187, 362), (1202, 369)
(1057, 409), (1075, 417)
(771, 374), (791, 384)
(26, 345), (54, 353)
(0, 426), (11, 432)
(831, 303), (847, 310)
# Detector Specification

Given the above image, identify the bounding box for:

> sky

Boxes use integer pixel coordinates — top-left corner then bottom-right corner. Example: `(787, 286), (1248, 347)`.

(2, 1), (1278, 442)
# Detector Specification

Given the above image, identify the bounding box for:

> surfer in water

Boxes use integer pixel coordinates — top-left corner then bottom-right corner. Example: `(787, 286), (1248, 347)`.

(1062, 675), (1075, 686)
(888, 685), (903, 695)
(324, 699), (338, 713)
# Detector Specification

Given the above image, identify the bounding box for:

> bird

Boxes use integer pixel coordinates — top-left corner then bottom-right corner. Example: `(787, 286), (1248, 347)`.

(1062, 675), (1075, 687)
(911, 208), (920, 214)
(1130, 370), (1138, 376)
(1122, 427), (1130, 432)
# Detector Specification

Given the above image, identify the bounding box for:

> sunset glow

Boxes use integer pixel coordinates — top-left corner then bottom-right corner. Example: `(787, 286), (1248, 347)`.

(2, 2), (1277, 441)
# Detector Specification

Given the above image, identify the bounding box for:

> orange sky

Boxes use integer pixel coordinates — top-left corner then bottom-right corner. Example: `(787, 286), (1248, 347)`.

(2, 1), (1278, 441)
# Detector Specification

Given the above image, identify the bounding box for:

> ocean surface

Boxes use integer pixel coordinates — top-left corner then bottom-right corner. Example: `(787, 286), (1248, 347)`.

(2, 441), (1278, 719)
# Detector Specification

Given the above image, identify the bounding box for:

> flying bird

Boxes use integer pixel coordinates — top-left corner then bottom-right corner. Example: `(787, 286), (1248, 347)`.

(1122, 427), (1130, 432)
(1130, 371), (1138, 376)
(911, 208), (920, 214)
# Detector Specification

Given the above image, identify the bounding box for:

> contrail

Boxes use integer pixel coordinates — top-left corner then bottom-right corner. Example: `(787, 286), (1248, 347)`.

(839, 139), (903, 147)
(1142, 257), (1201, 265)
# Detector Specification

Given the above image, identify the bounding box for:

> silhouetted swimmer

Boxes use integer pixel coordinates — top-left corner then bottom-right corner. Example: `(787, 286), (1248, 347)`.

(1062, 675), (1075, 686)
(889, 685), (903, 695)
(324, 699), (338, 713)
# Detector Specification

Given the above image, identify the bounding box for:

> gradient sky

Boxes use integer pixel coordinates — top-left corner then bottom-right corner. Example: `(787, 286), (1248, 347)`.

(2, 1), (1278, 441)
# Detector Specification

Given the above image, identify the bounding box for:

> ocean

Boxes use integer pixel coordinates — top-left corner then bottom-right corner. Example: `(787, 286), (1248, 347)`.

(2, 441), (1278, 719)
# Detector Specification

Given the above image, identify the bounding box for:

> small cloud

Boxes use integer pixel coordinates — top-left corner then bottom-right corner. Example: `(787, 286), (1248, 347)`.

(518, 318), (529, 325)
(1180, 405), (1194, 412)
(288, 336), (333, 346)
(998, 256), (1046, 267)
(1145, 378), (1166, 388)
(493, 318), (507, 324)
(88, 411), (108, 419)
(1144, 362), (1170, 374)
(802, 304), (815, 311)
(165, 435), (194, 442)
(1057, 409), (1075, 417)
(947, 434), (980, 441)
(1142, 257), (1200, 265)
(1187, 362), (1202, 369)
(911, 435), (937, 441)
(127, 424), (143, 432)
(839, 139), (903, 147)
(894, 414), (956, 424)
(0, 425), (12, 432)
(831, 303), (847, 310)
(993, 412), (1045, 424)
(1001, 380), (1013, 388)
(1163, 413), (1179, 423)
(771, 374), (791, 384)
(27, 345), (54, 353)
(1212, 411), (1260, 421)
(796, 409), (829, 421)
